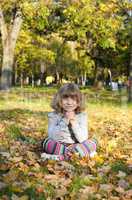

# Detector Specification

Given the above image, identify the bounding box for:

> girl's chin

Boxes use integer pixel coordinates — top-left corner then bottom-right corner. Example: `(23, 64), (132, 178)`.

(64, 108), (76, 111)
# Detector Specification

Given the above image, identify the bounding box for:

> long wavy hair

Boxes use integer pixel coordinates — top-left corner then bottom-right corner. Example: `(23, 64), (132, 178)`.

(51, 83), (85, 114)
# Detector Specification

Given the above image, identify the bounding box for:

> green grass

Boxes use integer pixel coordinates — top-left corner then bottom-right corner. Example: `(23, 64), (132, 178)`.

(6, 124), (22, 140)
(111, 160), (130, 174)
(69, 176), (93, 193)
(0, 85), (131, 108)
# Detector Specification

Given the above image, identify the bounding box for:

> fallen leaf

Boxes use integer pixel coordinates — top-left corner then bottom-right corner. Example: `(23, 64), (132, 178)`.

(10, 156), (23, 163)
(0, 152), (10, 158)
(118, 179), (129, 189)
(18, 196), (29, 200)
(115, 186), (125, 193)
(98, 165), (111, 173)
(124, 189), (132, 198)
(0, 182), (7, 190)
(36, 186), (44, 193)
(11, 194), (28, 200)
(55, 186), (68, 198)
(99, 184), (113, 192)
(109, 197), (120, 200)
(116, 171), (126, 178)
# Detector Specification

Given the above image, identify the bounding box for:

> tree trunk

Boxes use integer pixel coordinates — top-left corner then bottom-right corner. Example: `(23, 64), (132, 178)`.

(1, 43), (14, 89)
(14, 62), (18, 86)
(54, 70), (59, 84)
(20, 73), (23, 88)
(40, 61), (46, 86)
(0, 8), (22, 90)
(31, 74), (35, 87)
(93, 62), (98, 86)
(127, 9), (132, 102)
(128, 45), (132, 102)
(12, 58), (16, 86)
(81, 72), (86, 86)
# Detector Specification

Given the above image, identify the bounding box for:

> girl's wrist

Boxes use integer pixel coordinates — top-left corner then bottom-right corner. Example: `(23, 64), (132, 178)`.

(69, 118), (76, 125)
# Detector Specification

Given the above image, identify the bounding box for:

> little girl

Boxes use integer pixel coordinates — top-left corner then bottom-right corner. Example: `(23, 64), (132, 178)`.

(41, 83), (97, 161)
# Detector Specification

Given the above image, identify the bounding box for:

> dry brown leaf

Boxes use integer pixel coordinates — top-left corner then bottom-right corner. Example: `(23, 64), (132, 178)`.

(0, 182), (7, 190)
(0, 195), (9, 200)
(126, 175), (132, 184)
(18, 196), (29, 200)
(99, 184), (113, 192)
(118, 179), (129, 189)
(116, 171), (126, 178)
(10, 156), (23, 163)
(98, 165), (111, 173)
(109, 197), (120, 200)
(18, 162), (29, 173)
(55, 186), (68, 198)
(3, 169), (19, 183)
(115, 186), (125, 193)
(124, 189), (132, 198)
(0, 152), (10, 158)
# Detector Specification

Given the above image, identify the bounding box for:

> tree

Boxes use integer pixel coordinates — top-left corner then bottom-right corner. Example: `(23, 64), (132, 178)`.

(51, 0), (124, 85)
(0, 0), (50, 89)
(15, 30), (55, 86)
(0, 3), (22, 90)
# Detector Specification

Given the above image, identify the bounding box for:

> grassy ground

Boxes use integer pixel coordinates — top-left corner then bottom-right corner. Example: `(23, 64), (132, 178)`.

(0, 87), (132, 200)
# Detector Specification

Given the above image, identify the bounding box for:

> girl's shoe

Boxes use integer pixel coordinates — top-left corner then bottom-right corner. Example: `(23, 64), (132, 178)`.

(89, 151), (97, 158)
(41, 153), (64, 161)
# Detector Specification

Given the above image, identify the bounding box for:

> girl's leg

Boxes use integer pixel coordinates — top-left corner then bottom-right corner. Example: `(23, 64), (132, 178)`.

(42, 138), (97, 160)
(42, 137), (65, 155)
(70, 139), (97, 158)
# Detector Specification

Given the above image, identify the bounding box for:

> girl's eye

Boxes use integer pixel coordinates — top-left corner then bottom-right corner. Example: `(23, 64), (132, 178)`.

(63, 95), (69, 99)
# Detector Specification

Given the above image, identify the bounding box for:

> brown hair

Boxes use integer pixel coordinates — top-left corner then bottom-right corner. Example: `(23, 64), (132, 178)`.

(51, 83), (85, 113)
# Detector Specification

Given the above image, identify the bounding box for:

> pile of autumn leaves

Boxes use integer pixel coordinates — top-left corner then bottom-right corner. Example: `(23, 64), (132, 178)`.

(0, 103), (132, 200)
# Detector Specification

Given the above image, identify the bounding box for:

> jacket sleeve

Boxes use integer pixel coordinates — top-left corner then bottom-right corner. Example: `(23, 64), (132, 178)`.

(47, 112), (61, 138)
(71, 112), (88, 143)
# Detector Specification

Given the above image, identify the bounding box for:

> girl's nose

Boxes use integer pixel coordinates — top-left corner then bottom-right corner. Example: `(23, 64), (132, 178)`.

(67, 97), (73, 103)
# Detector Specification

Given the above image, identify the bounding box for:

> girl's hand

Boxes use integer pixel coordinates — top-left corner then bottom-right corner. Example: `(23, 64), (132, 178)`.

(65, 111), (76, 124)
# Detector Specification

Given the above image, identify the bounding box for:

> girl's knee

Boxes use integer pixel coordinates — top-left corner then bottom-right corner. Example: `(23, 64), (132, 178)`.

(42, 137), (65, 155)
(82, 138), (97, 148)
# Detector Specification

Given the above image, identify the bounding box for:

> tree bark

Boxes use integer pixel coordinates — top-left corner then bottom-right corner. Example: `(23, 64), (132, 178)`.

(0, 8), (22, 90)
(55, 70), (60, 84)
(81, 71), (86, 86)
(40, 61), (46, 85)
(20, 72), (23, 88)
(128, 10), (132, 102)
(128, 45), (132, 102)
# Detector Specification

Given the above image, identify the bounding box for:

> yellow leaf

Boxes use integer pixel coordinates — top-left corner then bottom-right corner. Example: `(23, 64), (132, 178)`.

(93, 155), (104, 165)
(19, 196), (29, 200)
(10, 156), (23, 163)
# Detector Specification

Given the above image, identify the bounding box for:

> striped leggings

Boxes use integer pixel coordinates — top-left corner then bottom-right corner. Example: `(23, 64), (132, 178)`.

(42, 137), (97, 160)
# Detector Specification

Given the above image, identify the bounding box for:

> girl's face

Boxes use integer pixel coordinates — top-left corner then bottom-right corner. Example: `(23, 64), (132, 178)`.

(61, 96), (78, 112)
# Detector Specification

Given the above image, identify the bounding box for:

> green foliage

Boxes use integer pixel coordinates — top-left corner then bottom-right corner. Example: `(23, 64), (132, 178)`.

(0, 0), (131, 84)
(22, 2), (49, 32)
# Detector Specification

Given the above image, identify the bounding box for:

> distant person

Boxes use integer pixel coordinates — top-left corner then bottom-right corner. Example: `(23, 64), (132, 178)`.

(41, 83), (97, 161)
(117, 80), (122, 91)
(111, 81), (118, 91)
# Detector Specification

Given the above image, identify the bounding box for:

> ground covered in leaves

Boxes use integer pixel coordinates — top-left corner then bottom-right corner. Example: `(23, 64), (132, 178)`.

(0, 88), (132, 200)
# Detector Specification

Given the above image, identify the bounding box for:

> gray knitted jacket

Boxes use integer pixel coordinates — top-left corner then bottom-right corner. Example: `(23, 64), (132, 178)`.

(47, 111), (88, 144)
